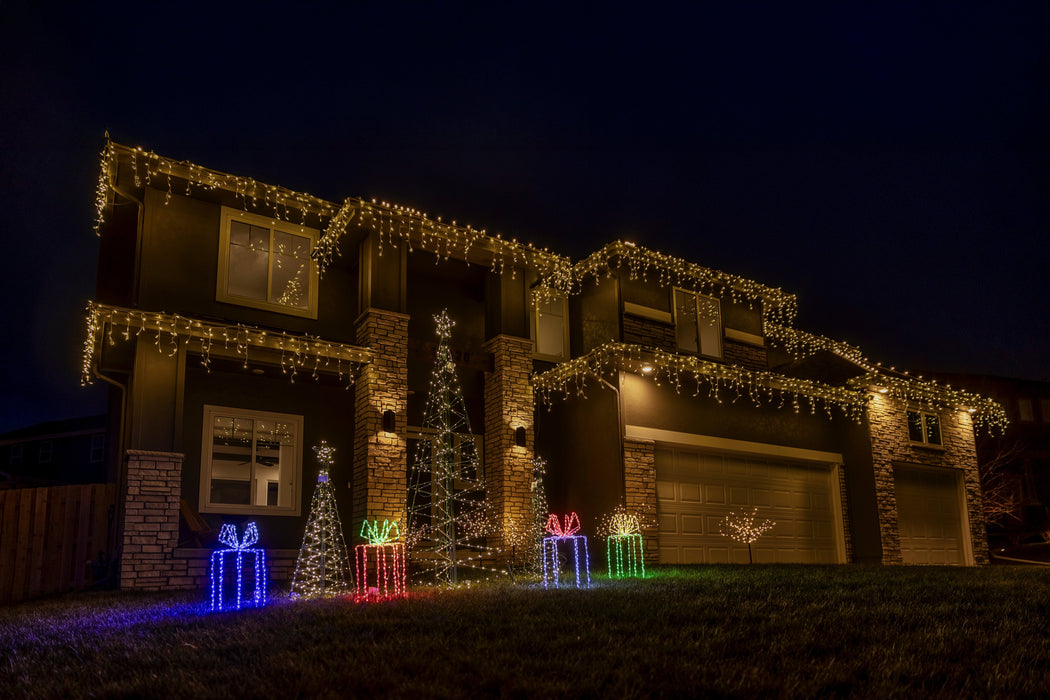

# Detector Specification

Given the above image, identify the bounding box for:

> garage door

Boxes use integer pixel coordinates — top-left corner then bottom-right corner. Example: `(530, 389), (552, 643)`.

(894, 466), (965, 565)
(655, 446), (842, 564)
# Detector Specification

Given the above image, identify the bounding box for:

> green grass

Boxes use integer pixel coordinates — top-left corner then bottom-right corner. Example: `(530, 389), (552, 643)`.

(2, 566), (1050, 698)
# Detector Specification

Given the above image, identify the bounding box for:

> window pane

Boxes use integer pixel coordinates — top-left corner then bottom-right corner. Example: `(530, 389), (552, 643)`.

(675, 290), (699, 353)
(924, 414), (941, 445)
(537, 298), (565, 357)
(211, 415), (252, 505)
(253, 420), (293, 508)
(907, 411), (925, 442)
(229, 220), (251, 246)
(271, 231), (311, 309)
(249, 224), (270, 251)
(696, 295), (722, 358)
(228, 237), (269, 300)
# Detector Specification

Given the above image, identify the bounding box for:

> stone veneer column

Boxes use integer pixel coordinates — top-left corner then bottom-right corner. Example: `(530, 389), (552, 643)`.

(867, 394), (989, 565)
(623, 438), (659, 564)
(353, 309), (409, 541)
(483, 335), (535, 550)
(121, 450), (193, 589)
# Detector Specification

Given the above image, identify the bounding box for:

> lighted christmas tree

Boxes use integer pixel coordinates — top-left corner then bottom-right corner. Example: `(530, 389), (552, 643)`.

(405, 311), (504, 586)
(721, 508), (776, 564)
(290, 441), (351, 597)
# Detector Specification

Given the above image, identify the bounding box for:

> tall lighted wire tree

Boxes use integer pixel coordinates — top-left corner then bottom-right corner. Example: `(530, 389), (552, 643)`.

(405, 311), (503, 586)
(290, 441), (351, 597)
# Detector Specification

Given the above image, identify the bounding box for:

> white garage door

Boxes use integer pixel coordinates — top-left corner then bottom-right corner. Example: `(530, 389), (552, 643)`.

(894, 466), (965, 565)
(655, 446), (843, 564)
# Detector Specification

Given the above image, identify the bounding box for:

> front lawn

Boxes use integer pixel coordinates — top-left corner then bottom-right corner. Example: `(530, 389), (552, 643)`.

(2, 566), (1048, 698)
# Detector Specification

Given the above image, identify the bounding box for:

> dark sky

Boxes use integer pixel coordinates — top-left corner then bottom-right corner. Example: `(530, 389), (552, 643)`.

(1, 2), (1047, 433)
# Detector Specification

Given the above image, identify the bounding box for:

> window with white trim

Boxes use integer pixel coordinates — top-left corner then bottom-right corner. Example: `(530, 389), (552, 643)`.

(533, 294), (568, 360)
(217, 207), (319, 318)
(674, 288), (722, 358)
(907, 410), (942, 446)
(200, 405), (302, 516)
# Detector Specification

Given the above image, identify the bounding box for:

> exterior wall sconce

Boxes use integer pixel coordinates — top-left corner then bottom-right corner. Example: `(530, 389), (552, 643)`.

(640, 365), (654, 374)
(514, 426), (527, 447)
(382, 410), (396, 433)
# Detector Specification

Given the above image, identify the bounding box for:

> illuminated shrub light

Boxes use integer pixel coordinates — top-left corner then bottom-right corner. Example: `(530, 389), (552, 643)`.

(354, 519), (407, 602)
(209, 522), (268, 612)
(542, 513), (591, 589)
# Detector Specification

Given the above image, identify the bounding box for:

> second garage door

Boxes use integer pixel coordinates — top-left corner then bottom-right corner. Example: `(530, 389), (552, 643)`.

(656, 445), (844, 564)
(894, 465), (967, 565)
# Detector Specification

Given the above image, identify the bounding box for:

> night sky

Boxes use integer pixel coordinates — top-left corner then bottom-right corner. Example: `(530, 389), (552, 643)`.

(1, 2), (1047, 433)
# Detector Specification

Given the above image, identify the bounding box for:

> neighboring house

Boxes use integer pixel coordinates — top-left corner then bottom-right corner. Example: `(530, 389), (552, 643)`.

(927, 374), (1050, 547)
(84, 141), (1006, 590)
(0, 415), (109, 488)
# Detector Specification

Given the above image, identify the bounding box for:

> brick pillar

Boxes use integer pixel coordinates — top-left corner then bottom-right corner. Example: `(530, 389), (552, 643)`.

(120, 450), (191, 589)
(353, 309), (409, 542)
(623, 438), (659, 564)
(866, 397), (905, 564)
(955, 412), (990, 565)
(483, 335), (534, 551)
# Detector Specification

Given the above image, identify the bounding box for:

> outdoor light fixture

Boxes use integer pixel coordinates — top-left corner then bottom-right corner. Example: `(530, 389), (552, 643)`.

(868, 385), (888, 394)
(514, 426), (527, 447)
(640, 365), (654, 374)
(382, 410), (396, 433)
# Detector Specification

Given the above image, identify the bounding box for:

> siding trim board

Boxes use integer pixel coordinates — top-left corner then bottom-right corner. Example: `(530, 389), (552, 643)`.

(625, 425), (844, 466)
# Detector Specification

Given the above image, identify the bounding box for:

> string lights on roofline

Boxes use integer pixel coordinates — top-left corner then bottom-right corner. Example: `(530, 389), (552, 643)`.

(81, 302), (371, 388)
(848, 372), (1008, 433)
(533, 342), (871, 422)
(764, 323), (876, 371)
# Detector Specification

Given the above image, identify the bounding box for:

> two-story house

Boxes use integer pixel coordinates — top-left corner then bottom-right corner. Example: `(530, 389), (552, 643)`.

(84, 140), (1006, 590)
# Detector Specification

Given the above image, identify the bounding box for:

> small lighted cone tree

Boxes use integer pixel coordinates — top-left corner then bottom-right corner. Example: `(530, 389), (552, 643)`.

(542, 512), (591, 589)
(721, 508), (775, 564)
(600, 507), (646, 579)
(290, 442), (351, 598)
(210, 522), (268, 612)
(355, 519), (407, 602)
(405, 311), (506, 587)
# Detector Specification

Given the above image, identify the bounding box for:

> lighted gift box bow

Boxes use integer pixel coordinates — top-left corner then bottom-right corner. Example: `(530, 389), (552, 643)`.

(355, 519), (407, 601)
(605, 511), (645, 579)
(542, 512), (591, 589)
(210, 522), (268, 612)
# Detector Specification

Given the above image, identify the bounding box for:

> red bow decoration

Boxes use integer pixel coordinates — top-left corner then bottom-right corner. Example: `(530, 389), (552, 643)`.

(546, 512), (581, 538)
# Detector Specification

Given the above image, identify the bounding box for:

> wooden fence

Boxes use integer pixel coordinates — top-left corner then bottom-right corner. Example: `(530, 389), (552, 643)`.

(0, 484), (117, 605)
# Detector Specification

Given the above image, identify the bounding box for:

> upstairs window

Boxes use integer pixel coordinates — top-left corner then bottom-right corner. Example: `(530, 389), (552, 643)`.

(533, 294), (568, 360)
(39, 440), (53, 464)
(200, 405), (302, 516)
(9, 444), (22, 466)
(907, 410), (942, 446)
(1018, 399), (1035, 422)
(217, 207), (319, 318)
(674, 288), (722, 358)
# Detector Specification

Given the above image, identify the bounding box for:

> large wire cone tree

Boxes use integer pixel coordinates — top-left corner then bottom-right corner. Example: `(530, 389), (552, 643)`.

(290, 441), (351, 597)
(405, 311), (503, 586)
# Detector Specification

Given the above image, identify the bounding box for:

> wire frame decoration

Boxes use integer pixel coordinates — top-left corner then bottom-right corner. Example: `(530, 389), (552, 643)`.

(210, 522), (268, 612)
(354, 519), (407, 602)
(604, 510), (646, 579)
(541, 512), (591, 589)
(290, 442), (352, 598)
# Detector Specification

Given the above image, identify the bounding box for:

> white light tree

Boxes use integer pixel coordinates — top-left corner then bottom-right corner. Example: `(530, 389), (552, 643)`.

(405, 311), (503, 586)
(290, 442), (351, 597)
(721, 508), (775, 564)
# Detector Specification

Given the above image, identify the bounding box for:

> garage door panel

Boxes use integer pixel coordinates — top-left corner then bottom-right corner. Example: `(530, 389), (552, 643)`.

(705, 485), (726, 504)
(679, 482), (702, 503)
(657, 446), (840, 565)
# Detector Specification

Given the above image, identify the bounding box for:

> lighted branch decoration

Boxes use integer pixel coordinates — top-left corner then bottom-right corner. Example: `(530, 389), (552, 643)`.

(405, 311), (507, 587)
(570, 241), (799, 328)
(533, 342), (870, 422)
(81, 302), (371, 387)
(290, 442), (352, 599)
(721, 509), (776, 564)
